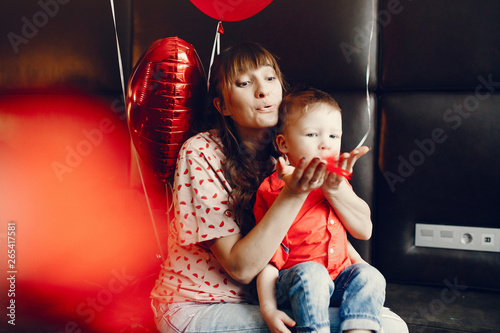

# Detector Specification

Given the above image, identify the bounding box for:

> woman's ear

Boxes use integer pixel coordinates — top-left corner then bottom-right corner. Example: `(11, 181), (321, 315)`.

(276, 134), (288, 154)
(214, 98), (231, 116)
(213, 98), (222, 113)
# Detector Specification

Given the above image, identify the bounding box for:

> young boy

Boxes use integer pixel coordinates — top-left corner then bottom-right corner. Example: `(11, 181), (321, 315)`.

(254, 87), (385, 333)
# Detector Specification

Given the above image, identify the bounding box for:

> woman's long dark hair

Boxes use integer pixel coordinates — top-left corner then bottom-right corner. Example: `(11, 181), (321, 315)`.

(200, 42), (286, 235)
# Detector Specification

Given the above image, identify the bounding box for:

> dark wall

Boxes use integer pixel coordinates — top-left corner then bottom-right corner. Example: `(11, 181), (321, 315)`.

(0, 0), (131, 93)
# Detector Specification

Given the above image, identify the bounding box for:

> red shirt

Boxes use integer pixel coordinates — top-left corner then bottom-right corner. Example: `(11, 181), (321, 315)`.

(253, 172), (352, 280)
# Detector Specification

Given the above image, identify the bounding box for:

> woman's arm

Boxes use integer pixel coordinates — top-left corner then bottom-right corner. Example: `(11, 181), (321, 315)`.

(210, 157), (326, 284)
(257, 264), (279, 312)
(257, 264), (296, 333)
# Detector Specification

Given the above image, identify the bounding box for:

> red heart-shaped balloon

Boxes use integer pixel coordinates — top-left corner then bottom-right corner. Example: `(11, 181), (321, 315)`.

(127, 37), (206, 183)
(189, 0), (273, 22)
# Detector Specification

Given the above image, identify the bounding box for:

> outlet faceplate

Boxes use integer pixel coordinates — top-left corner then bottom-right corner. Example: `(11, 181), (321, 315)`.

(415, 224), (500, 252)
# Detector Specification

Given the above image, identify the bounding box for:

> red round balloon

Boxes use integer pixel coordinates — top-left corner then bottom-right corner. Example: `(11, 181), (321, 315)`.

(189, 0), (273, 22)
(127, 37), (206, 182)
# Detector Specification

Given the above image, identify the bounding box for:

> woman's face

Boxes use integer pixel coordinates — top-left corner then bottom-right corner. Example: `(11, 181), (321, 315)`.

(216, 65), (283, 138)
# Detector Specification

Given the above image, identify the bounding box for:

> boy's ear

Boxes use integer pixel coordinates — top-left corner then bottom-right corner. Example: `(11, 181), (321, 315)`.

(214, 98), (231, 116)
(276, 134), (288, 154)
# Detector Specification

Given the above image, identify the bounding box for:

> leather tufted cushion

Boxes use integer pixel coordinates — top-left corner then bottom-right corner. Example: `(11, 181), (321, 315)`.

(374, 92), (500, 290)
(379, 0), (500, 90)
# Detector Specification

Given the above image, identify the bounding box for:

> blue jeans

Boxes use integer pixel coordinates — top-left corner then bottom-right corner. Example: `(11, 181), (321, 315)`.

(152, 265), (407, 333)
(276, 262), (385, 332)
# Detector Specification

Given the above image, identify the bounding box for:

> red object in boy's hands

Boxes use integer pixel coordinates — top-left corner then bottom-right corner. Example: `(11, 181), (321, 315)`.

(324, 155), (352, 180)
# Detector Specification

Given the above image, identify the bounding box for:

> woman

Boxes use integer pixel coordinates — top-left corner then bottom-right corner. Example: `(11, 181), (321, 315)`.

(151, 42), (408, 333)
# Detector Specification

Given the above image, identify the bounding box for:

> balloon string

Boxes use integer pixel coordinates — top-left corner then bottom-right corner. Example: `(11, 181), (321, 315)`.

(165, 181), (174, 215)
(355, 0), (375, 149)
(110, 0), (165, 263)
(207, 21), (224, 90)
(133, 146), (165, 263)
(110, 0), (126, 100)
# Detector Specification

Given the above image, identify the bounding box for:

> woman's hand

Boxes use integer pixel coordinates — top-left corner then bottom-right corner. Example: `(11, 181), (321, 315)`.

(261, 306), (296, 333)
(277, 156), (327, 195)
(257, 264), (296, 333)
(210, 157), (328, 284)
(322, 146), (370, 193)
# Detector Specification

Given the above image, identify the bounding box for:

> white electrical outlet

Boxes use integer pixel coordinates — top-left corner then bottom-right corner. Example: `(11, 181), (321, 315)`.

(415, 224), (500, 252)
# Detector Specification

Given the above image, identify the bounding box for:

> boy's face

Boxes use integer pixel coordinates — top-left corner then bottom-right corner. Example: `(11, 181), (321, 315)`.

(277, 103), (342, 166)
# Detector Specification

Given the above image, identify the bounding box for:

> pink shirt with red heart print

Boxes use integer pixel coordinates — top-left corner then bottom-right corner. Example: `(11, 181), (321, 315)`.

(151, 130), (251, 304)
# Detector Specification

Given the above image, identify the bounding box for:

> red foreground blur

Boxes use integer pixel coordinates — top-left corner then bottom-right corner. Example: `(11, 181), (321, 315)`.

(0, 94), (165, 332)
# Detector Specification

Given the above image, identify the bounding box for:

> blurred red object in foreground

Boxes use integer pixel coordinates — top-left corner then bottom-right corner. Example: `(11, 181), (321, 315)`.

(0, 94), (161, 332)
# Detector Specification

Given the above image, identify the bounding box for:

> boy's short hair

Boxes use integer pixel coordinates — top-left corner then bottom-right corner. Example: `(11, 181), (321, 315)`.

(277, 86), (341, 134)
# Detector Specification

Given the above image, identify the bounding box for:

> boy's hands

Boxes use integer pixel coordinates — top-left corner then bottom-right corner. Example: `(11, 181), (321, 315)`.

(277, 156), (326, 195)
(261, 305), (296, 333)
(322, 146), (371, 193)
(275, 146), (370, 196)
